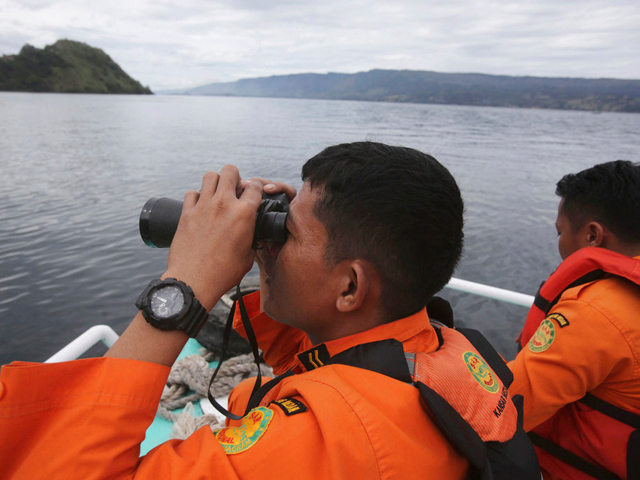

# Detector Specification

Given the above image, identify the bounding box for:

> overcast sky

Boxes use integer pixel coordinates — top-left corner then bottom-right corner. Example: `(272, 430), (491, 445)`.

(1, 0), (639, 91)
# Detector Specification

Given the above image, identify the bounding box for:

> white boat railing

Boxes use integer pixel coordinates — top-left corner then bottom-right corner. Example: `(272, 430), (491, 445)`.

(45, 325), (120, 363)
(45, 277), (535, 363)
(446, 278), (535, 308)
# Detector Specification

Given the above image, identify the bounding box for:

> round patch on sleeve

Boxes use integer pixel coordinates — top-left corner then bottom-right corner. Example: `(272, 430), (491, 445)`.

(213, 407), (274, 454)
(463, 351), (500, 393)
(528, 319), (556, 353)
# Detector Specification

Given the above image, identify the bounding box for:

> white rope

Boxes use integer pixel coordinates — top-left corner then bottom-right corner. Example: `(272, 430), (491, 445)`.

(170, 403), (226, 439)
(158, 349), (273, 439)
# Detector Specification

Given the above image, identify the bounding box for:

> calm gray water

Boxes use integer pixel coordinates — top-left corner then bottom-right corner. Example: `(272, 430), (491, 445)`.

(1, 92), (639, 364)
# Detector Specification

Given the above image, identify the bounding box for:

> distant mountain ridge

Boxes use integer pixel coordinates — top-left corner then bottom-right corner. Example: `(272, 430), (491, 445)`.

(0, 40), (152, 94)
(170, 69), (640, 113)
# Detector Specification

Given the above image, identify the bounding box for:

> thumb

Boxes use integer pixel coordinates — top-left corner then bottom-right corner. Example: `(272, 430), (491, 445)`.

(240, 180), (264, 209)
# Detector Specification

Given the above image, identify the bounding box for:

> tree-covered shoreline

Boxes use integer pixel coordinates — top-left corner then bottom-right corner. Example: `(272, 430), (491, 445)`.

(175, 69), (640, 113)
(0, 40), (152, 94)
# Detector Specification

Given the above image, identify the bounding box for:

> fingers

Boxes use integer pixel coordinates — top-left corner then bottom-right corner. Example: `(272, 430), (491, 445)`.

(197, 166), (241, 202)
(183, 190), (200, 209)
(242, 178), (297, 201)
(264, 181), (297, 201)
(200, 171), (220, 199)
(193, 165), (263, 211)
(240, 180), (264, 209)
(243, 176), (272, 186)
(194, 166), (291, 206)
(216, 165), (242, 199)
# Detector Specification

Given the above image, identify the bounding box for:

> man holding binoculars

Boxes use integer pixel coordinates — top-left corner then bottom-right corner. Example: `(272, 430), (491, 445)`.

(0, 141), (538, 479)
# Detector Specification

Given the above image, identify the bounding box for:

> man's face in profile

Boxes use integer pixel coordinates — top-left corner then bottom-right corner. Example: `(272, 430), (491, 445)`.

(261, 183), (343, 339)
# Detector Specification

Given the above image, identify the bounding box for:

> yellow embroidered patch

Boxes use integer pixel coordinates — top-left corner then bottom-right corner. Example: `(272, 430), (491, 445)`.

(272, 397), (307, 416)
(548, 313), (570, 328)
(463, 351), (500, 394)
(528, 319), (555, 353)
(214, 407), (273, 454)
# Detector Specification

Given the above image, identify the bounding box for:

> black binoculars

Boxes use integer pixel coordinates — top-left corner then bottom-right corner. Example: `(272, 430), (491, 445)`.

(139, 192), (289, 248)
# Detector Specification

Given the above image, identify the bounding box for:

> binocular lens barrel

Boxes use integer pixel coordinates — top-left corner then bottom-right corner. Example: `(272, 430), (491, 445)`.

(139, 193), (289, 248)
(139, 197), (183, 248)
(256, 212), (288, 243)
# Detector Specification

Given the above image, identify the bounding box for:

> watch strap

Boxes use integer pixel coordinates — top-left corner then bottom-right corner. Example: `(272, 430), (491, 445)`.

(180, 298), (209, 337)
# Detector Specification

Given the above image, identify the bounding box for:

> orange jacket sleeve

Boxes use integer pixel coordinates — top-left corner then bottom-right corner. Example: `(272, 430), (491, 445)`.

(0, 357), (169, 480)
(508, 284), (640, 431)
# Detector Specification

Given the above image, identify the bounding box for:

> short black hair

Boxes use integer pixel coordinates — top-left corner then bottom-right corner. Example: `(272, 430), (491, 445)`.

(556, 160), (640, 245)
(301, 141), (464, 321)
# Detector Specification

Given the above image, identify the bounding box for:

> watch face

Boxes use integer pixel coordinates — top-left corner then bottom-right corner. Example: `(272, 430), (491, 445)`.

(150, 285), (186, 318)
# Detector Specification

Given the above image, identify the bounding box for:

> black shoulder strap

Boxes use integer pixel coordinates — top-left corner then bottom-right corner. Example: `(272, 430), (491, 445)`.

(535, 270), (605, 316)
(416, 381), (489, 473)
(426, 296), (455, 328)
(329, 339), (413, 383)
(579, 393), (640, 430)
(528, 432), (622, 480)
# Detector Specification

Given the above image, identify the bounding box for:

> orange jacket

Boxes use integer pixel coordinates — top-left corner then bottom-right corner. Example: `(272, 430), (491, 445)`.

(0, 292), (470, 480)
(508, 253), (640, 480)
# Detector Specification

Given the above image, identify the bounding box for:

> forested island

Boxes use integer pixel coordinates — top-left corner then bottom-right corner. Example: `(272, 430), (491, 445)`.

(0, 40), (152, 94)
(172, 70), (640, 113)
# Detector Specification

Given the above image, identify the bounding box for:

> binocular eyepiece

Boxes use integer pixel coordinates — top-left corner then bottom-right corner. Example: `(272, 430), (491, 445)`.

(139, 192), (289, 248)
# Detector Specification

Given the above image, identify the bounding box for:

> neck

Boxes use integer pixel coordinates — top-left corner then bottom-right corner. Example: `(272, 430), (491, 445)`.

(307, 308), (386, 345)
(600, 239), (640, 258)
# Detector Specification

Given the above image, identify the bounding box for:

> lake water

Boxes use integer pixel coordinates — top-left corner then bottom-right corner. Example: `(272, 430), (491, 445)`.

(1, 92), (639, 364)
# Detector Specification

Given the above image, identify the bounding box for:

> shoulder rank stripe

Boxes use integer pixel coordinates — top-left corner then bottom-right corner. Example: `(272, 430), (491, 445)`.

(298, 343), (330, 371)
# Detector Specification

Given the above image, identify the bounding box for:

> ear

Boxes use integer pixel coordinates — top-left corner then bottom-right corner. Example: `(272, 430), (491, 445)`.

(585, 221), (605, 247)
(335, 260), (373, 313)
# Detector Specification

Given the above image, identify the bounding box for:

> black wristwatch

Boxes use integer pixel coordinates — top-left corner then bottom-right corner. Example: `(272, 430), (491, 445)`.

(135, 278), (209, 337)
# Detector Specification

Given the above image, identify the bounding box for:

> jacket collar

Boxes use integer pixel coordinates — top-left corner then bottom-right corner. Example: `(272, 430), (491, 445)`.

(295, 307), (439, 372)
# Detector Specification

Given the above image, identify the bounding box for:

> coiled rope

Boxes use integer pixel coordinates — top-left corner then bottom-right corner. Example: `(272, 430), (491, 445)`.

(158, 350), (273, 439)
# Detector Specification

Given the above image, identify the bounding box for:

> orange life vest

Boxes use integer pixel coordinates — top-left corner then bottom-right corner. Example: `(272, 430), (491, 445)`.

(517, 247), (640, 480)
(518, 247), (640, 348)
(297, 325), (540, 480)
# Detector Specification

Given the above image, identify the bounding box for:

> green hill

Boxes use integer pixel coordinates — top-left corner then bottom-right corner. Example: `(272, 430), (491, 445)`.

(177, 69), (640, 113)
(0, 40), (152, 94)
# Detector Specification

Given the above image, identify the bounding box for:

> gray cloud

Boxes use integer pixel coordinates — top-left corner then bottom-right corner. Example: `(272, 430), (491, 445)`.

(1, 0), (638, 90)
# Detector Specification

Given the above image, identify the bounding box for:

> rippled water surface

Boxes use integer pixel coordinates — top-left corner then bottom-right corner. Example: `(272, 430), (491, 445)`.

(1, 92), (639, 363)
